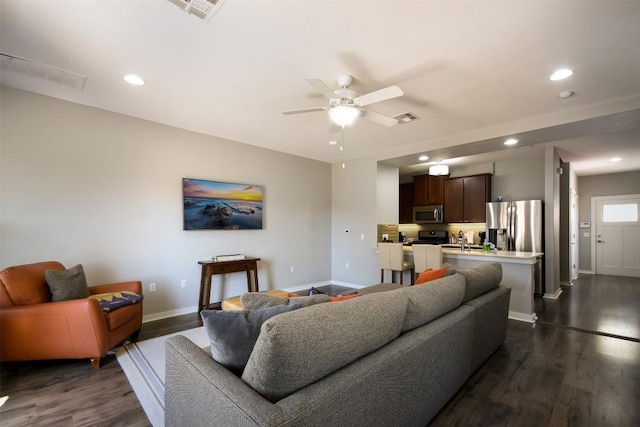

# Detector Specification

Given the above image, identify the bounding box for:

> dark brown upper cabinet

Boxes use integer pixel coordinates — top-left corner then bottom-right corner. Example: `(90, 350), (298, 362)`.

(443, 174), (492, 223)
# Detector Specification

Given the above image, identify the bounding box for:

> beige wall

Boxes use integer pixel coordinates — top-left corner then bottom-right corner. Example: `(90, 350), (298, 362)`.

(1, 87), (332, 320)
(577, 170), (640, 272)
(331, 157), (380, 286)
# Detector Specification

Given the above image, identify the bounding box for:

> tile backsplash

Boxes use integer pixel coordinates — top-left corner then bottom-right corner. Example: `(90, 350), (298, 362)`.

(376, 224), (399, 243)
(397, 223), (486, 244)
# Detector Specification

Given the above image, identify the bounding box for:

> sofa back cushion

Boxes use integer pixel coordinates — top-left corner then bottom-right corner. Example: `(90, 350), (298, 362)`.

(456, 262), (503, 302)
(241, 290), (408, 402)
(400, 272), (466, 333)
(0, 261), (64, 307)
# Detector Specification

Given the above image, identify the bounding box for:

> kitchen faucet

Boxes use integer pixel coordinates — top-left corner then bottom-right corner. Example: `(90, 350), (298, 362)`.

(458, 231), (470, 252)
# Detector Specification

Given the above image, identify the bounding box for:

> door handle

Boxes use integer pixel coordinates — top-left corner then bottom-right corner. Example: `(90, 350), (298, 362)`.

(597, 240), (605, 243)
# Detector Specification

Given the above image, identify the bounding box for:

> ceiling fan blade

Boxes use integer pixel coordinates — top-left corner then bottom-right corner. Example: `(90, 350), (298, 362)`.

(328, 122), (342, 134)
(305, 79), (339, 99)
(282, 107), (327, 115)
(362, 110), (398, 127)
(356, 85), (404, 106)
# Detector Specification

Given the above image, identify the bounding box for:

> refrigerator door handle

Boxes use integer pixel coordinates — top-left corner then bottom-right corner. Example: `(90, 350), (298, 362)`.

(508, 204), (515, 251)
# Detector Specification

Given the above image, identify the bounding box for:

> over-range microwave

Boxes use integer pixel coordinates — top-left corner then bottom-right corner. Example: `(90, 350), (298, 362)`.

(413, 205), (444, 224)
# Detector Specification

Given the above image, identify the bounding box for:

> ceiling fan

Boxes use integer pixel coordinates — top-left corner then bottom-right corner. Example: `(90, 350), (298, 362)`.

(282, 74), (404, 133)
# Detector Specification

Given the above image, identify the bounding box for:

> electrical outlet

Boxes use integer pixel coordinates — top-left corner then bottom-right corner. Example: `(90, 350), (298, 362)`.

(290, 266), (295, 273)
(361, 233), (365, 240)
(345, 262), (350, 269)
(180, 279), (187, 288)
(149, 283), (157, 292)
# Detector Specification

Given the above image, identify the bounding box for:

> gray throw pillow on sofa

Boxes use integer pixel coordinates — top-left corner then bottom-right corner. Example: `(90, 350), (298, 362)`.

(45, 264), (90, 302)
(241, 291), (408, 402)
(241, 292), (329, 311)
(201, 304), (301, 374)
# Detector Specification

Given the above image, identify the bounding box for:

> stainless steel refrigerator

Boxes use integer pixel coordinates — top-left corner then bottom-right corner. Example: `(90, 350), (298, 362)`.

(486, 200), (545, 294)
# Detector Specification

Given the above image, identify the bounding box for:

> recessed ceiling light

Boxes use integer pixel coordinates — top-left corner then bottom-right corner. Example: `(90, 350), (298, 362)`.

(328, 140), (338, 145)
(610, 157), (622, 162)
(559, 90), (574, 98)
(418, 155), (429, 161)
(124, 74), (144, 86)
(550, 68), (573, 81)
(504, 138), (519, 146)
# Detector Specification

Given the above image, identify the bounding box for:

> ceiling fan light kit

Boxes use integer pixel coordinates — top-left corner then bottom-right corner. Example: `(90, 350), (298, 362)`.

(329, 105), (360, 128)
(282, 74), (404, 131)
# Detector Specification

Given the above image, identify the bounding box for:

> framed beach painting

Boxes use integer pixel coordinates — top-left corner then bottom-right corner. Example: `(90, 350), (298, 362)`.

(183, 178), (263, 230)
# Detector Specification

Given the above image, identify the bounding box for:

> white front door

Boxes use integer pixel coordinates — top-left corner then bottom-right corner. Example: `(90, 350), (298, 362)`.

(595, 196), (640, 277)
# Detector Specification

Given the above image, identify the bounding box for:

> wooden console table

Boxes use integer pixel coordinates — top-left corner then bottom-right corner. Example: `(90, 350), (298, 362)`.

(198, 257), (261, 313)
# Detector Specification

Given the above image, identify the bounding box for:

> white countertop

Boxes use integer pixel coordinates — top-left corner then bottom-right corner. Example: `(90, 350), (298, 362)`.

(404, 245), (543, 262)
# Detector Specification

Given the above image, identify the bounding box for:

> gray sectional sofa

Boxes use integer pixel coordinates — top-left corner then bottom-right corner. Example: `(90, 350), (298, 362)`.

(165, 262), (510, 427)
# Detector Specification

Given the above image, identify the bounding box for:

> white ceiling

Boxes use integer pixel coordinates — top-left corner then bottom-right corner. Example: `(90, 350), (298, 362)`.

(2, 0), (639, 176)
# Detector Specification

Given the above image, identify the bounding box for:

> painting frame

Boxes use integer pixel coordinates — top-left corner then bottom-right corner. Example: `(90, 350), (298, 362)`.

(182, 178), (264, 230)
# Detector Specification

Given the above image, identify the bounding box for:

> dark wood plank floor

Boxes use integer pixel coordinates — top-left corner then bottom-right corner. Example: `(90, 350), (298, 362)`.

(1, 274), (639, 426)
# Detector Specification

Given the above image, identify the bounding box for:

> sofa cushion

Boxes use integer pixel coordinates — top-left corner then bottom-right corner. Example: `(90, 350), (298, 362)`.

(45, 264), (90, 302)
(400, 273), (466, 333)
(454, 262), (503, 302)
(241, 292), (329, 310)
(241, 290), (408, 402)
(201, 304), (301, 374)
(104, 302), (140, 330)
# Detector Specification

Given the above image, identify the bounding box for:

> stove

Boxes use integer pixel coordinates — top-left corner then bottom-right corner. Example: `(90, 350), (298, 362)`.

(412, 229), (449, 245)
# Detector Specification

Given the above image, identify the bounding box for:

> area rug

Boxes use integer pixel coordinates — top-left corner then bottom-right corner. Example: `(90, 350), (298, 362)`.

(115, 326), (210, 427)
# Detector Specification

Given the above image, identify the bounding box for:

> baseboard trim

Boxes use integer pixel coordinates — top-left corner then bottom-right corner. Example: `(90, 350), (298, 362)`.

(543, 288), (563, 300)
(578, 269), (595, 275)
(508, 311), (537, 323)
(143, 306), (197, 323)
(328, 280), (368, 289)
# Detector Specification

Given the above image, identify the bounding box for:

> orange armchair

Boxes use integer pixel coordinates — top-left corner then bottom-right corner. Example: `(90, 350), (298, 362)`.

(0, 261), (143, 368)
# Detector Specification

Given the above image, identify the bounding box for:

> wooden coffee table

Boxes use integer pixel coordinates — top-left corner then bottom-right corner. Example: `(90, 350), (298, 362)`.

(222, 289), (290, 311)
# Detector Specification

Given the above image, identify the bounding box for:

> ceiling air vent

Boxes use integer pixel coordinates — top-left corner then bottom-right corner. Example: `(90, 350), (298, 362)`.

(167, 0), (228, 22)
(0, 53), (87, 90)
(393, 112), (420, 124)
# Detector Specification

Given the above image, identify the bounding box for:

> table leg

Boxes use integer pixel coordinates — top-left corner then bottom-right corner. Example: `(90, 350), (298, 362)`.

(253, 267), (259, 292)
(200, 266), (213, 313)
(198, 266), (207, 313)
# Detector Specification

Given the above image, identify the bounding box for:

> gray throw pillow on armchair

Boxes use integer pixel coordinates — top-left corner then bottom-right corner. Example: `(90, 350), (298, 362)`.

(200, 303), (301, 374)
(45, 264), (90, 302)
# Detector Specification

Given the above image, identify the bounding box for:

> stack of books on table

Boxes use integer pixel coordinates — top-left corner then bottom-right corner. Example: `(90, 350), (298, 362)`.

(212, 254), (246, 262)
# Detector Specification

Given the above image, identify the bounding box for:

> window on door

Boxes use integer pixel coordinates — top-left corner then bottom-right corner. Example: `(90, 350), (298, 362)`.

(602, 203), (638, 222)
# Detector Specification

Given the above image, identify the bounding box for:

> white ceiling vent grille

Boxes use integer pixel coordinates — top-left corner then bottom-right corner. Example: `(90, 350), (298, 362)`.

(0, 53), (87, 90)
(393, 112), (420, 124)
(167, 0), (228, 22)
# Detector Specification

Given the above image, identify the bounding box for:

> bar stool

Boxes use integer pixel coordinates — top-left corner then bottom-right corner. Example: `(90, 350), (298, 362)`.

(412, 244), (443, 277)
(378, 243), (415, 285)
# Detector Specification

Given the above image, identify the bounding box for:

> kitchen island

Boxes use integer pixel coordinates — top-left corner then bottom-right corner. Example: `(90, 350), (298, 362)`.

(405, 246), (542, 323)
